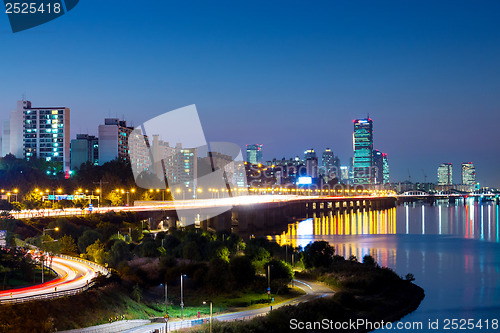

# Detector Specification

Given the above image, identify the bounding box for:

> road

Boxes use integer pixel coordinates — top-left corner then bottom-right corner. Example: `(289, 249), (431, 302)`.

(121, 279), (334, 333)
(0, 255), (101, 303)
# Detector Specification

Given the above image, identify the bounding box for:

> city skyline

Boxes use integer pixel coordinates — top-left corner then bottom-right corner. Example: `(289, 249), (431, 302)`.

(1, 1), (499, 186)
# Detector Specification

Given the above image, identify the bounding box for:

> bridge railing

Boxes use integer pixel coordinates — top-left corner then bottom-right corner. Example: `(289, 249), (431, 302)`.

(0, 254), (110, 305)
(0, 280), (96, 305)
(57, 254), (110, 277)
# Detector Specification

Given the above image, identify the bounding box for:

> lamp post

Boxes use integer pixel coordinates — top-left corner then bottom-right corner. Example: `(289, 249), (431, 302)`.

(180, 274), (187, 320)
(267, 264), (272, 310)
(203, 301), (213, 333)
(41, 227), (59, 283)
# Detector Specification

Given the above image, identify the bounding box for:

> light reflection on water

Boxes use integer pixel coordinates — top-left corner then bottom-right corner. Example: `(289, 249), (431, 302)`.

(268, 199), (500, 332)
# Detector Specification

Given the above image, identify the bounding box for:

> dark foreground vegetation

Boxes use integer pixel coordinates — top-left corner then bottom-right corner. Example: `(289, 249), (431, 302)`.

(190, 242), (425, 333)
(0, 207), (424, 333)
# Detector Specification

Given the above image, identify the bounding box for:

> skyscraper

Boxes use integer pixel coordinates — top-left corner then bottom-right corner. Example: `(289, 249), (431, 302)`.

(437, 163), (453, 185)
(304, 149), (318, 178)
(373, 149), (383, 184)
(382, 153), (389, 184)
(322, 148), (335, 177)
(98, 118), (134, 165)
(373, 150), (390, 184)
(461, 162), (476, 185)
(353, 118), (373, 184)
(246, 144), (263, 165)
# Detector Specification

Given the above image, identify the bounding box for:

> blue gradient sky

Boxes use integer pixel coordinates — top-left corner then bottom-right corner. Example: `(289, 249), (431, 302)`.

(1, 1), (499, 186)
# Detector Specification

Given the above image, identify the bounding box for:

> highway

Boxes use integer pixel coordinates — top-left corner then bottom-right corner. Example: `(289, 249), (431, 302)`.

(0, 255), (101, 304)
(121, 279), (334, 333)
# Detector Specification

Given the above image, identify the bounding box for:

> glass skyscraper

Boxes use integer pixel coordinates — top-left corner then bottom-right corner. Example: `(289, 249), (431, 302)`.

(246, 144), (263, 165)
(382, 153), (389, 184)
(353, 118), (373, 184)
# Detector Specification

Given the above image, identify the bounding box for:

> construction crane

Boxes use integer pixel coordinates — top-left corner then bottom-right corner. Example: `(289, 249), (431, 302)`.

(422, 169), (427, 183)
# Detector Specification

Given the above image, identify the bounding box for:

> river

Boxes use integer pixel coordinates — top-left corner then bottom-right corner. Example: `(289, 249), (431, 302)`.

(270, 198), (500, 332)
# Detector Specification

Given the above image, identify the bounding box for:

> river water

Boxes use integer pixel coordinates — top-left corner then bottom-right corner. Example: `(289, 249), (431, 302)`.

(270, 199), (500, 332)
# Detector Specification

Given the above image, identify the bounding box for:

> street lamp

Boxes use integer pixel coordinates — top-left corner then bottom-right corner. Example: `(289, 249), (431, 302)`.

(203, 300), (213, 333)
(41, 227), (59, 283)
(180, 274), (187, 320)
(267, 264), (272, 310)
(162, 282), (168, 332)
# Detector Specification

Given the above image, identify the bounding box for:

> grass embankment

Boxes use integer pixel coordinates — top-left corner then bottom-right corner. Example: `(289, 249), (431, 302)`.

(0, 282), (305, 333)
(1, 267), (57, 289)
(190, 261), (425, 333)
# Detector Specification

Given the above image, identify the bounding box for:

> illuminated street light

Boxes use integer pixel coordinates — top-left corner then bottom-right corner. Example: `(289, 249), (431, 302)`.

(203, 300), (213, 333)
(41, 227), (59, 283)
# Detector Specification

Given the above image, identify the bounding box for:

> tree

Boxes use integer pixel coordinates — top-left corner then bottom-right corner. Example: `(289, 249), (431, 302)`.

(214, 246), (230, 263)
(58, 235), (78, 255)
(107, 192), (123, 207)
(362, 255), (376, 266)
(267, 259), (294, 293)
(77, 230), (101, 253)
(229, 256), (255, 287)
(107, 240), (132, 267)
(183, 241), (200, 261)
(86, 239), (106, 264)
(302, 241), (335, 269)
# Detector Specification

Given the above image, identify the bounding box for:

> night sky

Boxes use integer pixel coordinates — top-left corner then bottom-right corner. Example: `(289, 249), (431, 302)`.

(0, 1), (499, 186)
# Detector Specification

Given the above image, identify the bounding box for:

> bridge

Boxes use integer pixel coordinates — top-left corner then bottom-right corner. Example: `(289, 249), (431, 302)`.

(397, 190), (499, 203)
(11, 194), (397, 237)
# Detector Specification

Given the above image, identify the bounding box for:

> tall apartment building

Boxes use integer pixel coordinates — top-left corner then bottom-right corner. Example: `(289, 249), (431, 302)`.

(98, 118), (133, 165)
(2, 101), (70, 174)
(70, 134), (99, 169)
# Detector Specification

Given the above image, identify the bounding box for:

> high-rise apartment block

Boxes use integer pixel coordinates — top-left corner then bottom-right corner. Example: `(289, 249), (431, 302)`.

(98, 118), (133, 165)
(70, 134), (99, 169)
(2, 101), (70, 174)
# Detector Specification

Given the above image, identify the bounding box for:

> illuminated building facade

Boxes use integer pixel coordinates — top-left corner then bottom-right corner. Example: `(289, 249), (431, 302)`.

(304, 148), (318, 178)
(246, 144), (263, 165)
(19, 100), (71, 175)
(461, 162), (476, 185)
(353, 118), (373, 184)
(382, 153), (389, 184)
(437, 163), (453, 185)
